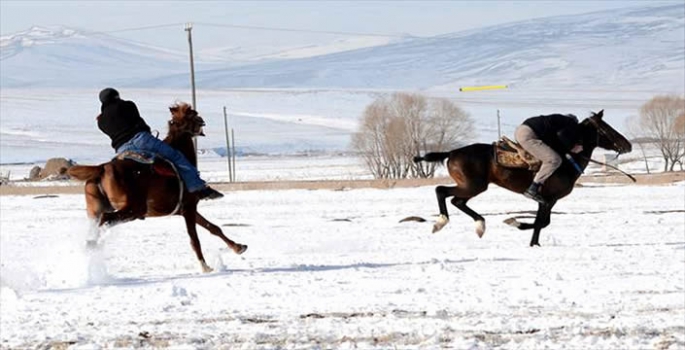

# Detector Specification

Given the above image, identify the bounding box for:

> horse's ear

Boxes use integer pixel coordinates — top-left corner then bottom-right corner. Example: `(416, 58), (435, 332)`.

(596, 109), (604, 119)
(169, 104), (180, 114)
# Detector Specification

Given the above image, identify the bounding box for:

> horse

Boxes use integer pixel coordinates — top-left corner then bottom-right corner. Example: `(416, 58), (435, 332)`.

(68, 103), (247, 272)
(413, 110), (632, 246)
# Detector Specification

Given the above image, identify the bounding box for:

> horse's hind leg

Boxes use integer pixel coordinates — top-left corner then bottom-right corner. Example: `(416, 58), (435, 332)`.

(84, 180), (109, 247)
(433, 186), (457, 233)
(451, 198), (486, 238)
(433, 186), (485, 233)
(85, 180), (105, 220)
(433, 185), (485, 234)
(195, 213), (247, 255)
(99, 202), (147, 227)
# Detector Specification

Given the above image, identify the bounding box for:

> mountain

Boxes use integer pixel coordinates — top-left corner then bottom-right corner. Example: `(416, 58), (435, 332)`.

(197, 36), (399, 63)
(0, 26), (400, 89)
(1, 5), (683, 91)
(140, 4), (684, 91)
(0, 26), (194, 88)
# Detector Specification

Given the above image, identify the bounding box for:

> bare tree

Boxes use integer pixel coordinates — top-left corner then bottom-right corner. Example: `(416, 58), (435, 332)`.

(674, 112), (685, 170)
(352, 93), (474, 179)
(418, 98), (474, 177)
(351, 100), (392, 179)
(639, 95), (685, 172)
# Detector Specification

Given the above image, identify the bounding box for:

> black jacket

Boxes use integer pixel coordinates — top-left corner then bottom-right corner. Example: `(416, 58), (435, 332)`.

(97, 99), (151, 150)
(523, 114), (581, 152)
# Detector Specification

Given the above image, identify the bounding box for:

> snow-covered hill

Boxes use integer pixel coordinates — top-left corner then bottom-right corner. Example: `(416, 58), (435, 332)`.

(0, 26), (195, 88)
(2, 5), (683, 91)
(140, 4), (685, 91)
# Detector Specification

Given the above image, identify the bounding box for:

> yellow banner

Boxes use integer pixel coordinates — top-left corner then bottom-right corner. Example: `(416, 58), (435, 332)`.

(459, 85), (508, 92)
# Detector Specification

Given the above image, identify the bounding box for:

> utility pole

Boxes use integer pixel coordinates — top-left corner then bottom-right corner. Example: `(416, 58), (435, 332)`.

(185, 22), (197, 152)
(497, 109), (502, 139)
(223, 106), (233, 183)
(231, 129), (236, 182)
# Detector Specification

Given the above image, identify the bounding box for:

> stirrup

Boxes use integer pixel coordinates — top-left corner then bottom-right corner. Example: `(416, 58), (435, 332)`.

(524, 191), (547, 204)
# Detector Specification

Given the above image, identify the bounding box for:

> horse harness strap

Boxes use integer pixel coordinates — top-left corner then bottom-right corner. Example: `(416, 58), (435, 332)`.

(165, 161), (184, 216)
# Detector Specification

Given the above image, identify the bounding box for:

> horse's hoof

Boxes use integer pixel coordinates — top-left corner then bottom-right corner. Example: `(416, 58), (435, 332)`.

(201, 263), (214, 273)
(475, 220), (486, 238)
(529, 243), (541, 247)
(432, 215), (449, 233)
(235, 244), (248, 255)
(503, 218), (520, 228)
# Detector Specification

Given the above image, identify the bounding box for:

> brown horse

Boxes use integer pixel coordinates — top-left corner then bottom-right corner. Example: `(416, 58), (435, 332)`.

(68, 103), (247, 272)
(414, 110), (632, 246)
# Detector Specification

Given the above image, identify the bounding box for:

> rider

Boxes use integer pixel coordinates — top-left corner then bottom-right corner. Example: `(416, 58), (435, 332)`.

(515, 113), (584, 204)
(97, 87), (223, 200)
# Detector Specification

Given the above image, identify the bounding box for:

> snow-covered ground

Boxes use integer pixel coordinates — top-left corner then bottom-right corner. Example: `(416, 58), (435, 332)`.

(0, 154), (374, 183)
(1, 182), (683, 348)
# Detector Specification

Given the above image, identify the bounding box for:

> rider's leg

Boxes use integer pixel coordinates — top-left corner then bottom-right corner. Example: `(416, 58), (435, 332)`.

(118, 132), (208, 192)
(515, 125), (562, 202)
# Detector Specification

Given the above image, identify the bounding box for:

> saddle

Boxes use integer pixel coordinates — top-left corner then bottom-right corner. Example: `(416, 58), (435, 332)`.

(493, 136), (542, 171)
(116, 151), (178, 178)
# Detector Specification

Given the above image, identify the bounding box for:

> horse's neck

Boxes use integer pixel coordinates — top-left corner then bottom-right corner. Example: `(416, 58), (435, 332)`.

(164, 133), (197, 166)
(575, 143), (597, 171)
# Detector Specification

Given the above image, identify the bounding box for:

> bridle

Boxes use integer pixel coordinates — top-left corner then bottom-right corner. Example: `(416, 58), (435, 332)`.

(581, 117), (636, 182)
(587, 117), (627, 154)
(168, 115), (205, 137)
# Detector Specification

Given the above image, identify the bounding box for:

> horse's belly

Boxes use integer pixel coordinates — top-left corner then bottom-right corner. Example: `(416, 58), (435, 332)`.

(145, 179), (182, 216)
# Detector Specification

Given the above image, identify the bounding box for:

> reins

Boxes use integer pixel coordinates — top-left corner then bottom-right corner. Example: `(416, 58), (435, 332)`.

(578, 155), (637, 182)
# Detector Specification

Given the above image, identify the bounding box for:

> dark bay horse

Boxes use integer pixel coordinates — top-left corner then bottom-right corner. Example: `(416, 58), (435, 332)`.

(414, 110), (632, 246)
(68, 103), (247, 272)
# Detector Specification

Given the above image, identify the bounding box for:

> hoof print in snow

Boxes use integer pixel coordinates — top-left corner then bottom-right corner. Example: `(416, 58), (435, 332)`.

(331, 218), (352, 222)
(221, 223), (251, 227)
(33, 194), (59, 199)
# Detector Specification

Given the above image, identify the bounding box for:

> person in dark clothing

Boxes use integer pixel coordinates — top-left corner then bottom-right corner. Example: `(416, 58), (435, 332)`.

(97, 88), (223, 200)
(514, 114), (584, 203)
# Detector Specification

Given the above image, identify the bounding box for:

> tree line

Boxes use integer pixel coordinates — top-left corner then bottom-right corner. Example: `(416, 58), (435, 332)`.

(352, 93), (684, 178)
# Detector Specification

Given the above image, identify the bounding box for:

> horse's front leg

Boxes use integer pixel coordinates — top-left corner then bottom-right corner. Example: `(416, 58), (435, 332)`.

(504, 201), (556, 231)
(183, 207), (212, 273)
(195, 213), (247, 254)
(529, 202), (554, 247)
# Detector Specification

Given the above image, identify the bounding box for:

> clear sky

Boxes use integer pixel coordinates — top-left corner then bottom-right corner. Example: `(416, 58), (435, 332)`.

(1, 0), (681, 52)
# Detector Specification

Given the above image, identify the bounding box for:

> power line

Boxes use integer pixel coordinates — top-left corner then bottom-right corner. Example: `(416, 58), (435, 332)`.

(195, 22), (418, 38)
(97, 23), (186, 34)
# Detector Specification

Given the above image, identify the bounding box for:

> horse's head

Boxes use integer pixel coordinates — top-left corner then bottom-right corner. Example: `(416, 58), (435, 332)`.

(581, 110), (632, 154)
(168, 102), (205, 137)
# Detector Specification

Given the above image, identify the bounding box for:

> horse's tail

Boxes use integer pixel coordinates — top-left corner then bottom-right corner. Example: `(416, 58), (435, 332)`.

(68, 165), (104, 182)
(413, 152), (451, 164)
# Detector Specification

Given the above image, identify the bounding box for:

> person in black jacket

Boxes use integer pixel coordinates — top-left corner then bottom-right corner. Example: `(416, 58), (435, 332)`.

(514, 114), (584, 203)
(97, 88), (223, 200)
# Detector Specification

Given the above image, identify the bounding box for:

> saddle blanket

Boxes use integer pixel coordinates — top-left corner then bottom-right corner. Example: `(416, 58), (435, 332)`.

(493, 136), (542, 171)
(115, 151), (177, 177)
